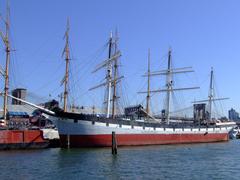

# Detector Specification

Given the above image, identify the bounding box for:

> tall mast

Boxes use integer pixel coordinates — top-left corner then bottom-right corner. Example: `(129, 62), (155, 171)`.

(146, 48), (151, 115)
(138, 48), (200, 124)
(192, 67), (229, 122)
(106, 32), (113, 118)
(63, 19), (70, 112)
(166, 48), (172, 124)
(112, 31), (118, 119)
(89, 32), (123, 118)
(92, 105), (95, 115)
(1, 3), (10, 120)
(208, 67), (214, 122)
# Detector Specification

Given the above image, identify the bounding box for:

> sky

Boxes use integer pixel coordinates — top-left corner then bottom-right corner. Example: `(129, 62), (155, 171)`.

(0, 0), (240, 116)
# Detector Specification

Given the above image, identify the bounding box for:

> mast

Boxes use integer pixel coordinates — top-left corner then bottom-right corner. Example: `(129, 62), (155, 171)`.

(106, 32), (113, 118)
(63, 19), (70, 112)
(1, 3), (10, 120)
(208, 67), (214, 122)
(112, 32), (118, 119)
(166, 48), (172, 124)
(89, 32), (123, 118)
(146, 48), (151, 115)
(192, 67), (229, 122)
(92, 105), (95, 115)
(138, 48), (200, 124)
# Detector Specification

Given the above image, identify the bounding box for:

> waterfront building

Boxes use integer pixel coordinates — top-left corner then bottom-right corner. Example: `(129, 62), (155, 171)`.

(228, 108), (240, 121)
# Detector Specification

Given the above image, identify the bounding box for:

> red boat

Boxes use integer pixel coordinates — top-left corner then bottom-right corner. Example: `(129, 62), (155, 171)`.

(0, 129), (49, 150)
(0, 5), (49, 150)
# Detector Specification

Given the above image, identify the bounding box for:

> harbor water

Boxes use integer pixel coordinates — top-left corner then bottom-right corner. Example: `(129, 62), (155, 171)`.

(0, 140), (240, 180)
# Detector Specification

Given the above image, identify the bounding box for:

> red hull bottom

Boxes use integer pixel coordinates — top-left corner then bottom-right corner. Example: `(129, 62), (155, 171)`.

(0, 130), (49, 150)
(60, 133), (229, 148)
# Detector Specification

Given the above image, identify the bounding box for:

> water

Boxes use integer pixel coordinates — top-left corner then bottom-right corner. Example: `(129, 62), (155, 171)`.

(0, 140), (240, 180)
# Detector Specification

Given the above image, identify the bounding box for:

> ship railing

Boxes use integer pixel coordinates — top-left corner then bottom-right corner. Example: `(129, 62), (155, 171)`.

(66, 113), (225, 131)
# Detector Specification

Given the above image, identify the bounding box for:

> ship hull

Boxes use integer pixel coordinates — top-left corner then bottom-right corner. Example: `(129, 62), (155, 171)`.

(59, 133), (228, 148)
(0, 130), (49, 150)
(57, 118), (231, 148)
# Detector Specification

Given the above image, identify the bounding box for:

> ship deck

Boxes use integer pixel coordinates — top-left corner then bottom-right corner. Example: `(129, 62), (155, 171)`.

(55, 110), (231, 129)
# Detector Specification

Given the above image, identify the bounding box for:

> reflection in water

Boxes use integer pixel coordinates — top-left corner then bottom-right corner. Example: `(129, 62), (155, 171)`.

(0, 141), (239, 179)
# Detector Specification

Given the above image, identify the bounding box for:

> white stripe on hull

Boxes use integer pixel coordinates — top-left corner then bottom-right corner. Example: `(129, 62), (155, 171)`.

(57, 118), (231, 136)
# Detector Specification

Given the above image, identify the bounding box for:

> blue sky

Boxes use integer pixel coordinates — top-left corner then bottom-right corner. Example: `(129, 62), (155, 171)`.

(1, 0), (240, 116)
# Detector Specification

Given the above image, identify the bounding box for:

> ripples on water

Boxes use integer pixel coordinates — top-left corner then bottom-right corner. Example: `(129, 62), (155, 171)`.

(0, 140), (240, 180)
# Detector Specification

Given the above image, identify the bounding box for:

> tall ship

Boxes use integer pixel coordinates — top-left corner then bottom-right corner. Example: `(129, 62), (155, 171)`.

(44, 24), (234, 148)
(5, 22), (235, 148)
(0, 4), (48, 149)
